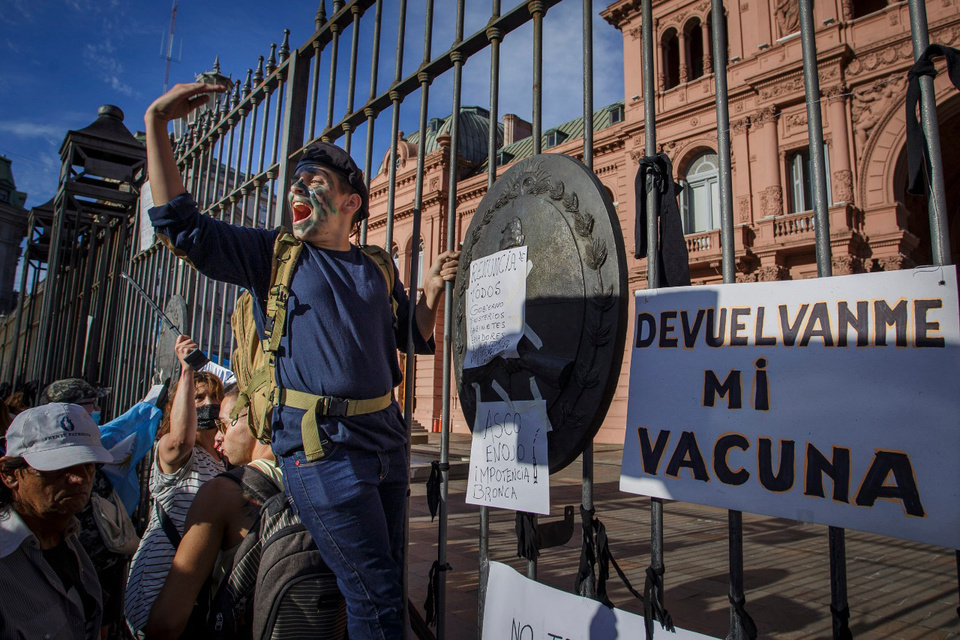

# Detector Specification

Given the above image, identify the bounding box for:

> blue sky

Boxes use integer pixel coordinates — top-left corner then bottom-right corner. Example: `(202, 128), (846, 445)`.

(0, 0), (625, 209)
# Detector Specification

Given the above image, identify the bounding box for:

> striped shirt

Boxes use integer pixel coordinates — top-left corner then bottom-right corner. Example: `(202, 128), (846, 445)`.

(124, 447), (224, 632)
(0, 507), (102, 640)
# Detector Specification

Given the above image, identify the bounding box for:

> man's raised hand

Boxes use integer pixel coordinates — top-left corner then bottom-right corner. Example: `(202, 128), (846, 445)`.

(145, 82), (228, 125)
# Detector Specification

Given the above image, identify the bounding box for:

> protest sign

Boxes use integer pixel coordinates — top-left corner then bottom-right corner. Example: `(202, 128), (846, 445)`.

(467, 379), (551, 515)
(620, 267), (960, 549)
(483, 561), (718, 640)
(464, 246), (527, 369)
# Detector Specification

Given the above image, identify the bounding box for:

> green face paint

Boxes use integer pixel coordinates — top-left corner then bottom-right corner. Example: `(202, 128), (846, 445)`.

(288, 173), (340, 238)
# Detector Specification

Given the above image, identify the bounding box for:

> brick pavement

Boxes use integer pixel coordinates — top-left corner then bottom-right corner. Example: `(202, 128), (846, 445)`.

(408, 436), (959, 639)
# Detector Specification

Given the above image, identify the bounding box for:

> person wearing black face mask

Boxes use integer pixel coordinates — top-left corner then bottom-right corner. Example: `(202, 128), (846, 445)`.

(124, 335), (226, 635)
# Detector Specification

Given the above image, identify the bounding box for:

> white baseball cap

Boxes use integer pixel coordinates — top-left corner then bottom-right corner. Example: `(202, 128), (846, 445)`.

(4, 403), (114, 471)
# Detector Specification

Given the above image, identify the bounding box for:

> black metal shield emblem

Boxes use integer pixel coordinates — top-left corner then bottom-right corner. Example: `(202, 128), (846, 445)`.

(453, 153), (628, 473)
(155, 294), (188, 385)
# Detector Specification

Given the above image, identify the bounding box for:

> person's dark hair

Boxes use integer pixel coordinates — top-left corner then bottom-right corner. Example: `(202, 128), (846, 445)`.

(0, 456), (27, 509)
(222, 382), (240, 400)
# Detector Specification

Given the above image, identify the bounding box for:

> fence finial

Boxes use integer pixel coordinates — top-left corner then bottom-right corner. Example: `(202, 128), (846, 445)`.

(315, 1), (327, 31)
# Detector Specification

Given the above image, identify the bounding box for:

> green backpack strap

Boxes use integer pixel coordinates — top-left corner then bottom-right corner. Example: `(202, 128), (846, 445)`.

(360, 244), (398, 326)
(264, 229), (303, 356)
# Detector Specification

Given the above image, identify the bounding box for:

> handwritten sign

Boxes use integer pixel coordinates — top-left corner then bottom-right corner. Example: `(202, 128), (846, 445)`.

(620, 267), (960, 549)
(483, 561), (718, 640)
(467, 380), (550, 515)
(464, 246), (527, 369)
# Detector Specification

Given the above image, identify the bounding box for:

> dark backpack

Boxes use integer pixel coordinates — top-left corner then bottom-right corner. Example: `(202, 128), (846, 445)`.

(207, 466), (347, 640)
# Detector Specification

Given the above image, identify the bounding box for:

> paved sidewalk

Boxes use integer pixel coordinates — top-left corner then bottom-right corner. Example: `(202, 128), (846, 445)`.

(408, 435), (959, 639)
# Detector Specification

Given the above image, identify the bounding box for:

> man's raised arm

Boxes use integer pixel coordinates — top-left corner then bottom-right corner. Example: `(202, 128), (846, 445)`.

(145, 83), (226, 206)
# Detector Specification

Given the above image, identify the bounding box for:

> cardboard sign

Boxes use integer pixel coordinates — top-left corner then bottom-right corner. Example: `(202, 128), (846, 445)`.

(467, 380), (551, 515)
(464, 246), (528, 369)
(482, 561), (718, 640)
(620, 267), (960, 549)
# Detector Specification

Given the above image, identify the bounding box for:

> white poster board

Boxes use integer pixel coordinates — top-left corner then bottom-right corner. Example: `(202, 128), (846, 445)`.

(138, 180), (155, 252)
(620, 267), (960, 549)
(464, 246), (527, 369)
(466, 380), (551, 515)
(483, 561), (718, 640)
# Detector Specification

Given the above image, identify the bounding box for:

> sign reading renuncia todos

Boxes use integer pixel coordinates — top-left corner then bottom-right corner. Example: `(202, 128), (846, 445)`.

(620, 267), (960, 549)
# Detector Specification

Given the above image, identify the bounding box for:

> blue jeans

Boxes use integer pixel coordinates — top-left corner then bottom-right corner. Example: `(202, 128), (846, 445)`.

(280, 445), (408, 640)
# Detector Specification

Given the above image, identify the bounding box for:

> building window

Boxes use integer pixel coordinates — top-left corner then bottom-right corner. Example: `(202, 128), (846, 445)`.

(608, 104), (624, 124)
(852, 0), (889, 19)
(662, 29), (680, 90)
(686, 20), (704, 81)
(679, 152), (720, 234)
(544, 129), (567, 148)
(787, 145), (832, 213)
(497, 150), (514, 167)
(0, 190), (8, 204)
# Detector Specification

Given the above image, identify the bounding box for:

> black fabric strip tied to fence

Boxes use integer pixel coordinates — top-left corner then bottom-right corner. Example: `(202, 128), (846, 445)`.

(576, 506), (673, 640)
(515, 511), (540, 561)
(829, 605), (853, 640)
(424, 559), (451, 628)
(643, 564), (675, 640)
(426, 460), (448, 522)
(905, 44), (960, 195)
(729, 595), (758, 640)
(634, 153), (691, 288)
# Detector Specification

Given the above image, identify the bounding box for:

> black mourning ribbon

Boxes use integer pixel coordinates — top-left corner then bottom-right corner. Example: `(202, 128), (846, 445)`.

(829, 605), (853, 640)
(730, 595), (758, 640)
(576, 506), (671, 640)
(635, 153), (691, 288)
(424, 559), (451, 628)
(426, 460), (449, 522)
(515, 511), (540, 561)
(905, 45), (960, 195)
(643, 565), (675, 640)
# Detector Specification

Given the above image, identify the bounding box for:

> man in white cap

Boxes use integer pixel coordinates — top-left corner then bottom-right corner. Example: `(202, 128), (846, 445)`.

(0, 403), (115, 640)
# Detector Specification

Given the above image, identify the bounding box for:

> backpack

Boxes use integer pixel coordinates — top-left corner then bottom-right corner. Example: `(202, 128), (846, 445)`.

(230, 228), (398, 460)
(207, 466), (347, 640)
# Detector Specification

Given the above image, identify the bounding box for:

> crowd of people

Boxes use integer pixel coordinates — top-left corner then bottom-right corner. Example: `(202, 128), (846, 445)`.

(0, 81), (460, 640)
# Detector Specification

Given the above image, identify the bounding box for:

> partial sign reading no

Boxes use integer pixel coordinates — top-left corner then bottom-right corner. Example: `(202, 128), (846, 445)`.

(464, 246), (527, 369)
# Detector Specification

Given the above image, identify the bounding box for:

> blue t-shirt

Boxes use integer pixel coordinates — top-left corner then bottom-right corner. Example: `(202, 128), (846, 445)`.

(149, 192), (434, 455)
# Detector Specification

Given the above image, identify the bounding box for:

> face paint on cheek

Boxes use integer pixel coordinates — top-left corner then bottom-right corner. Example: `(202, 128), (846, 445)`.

(289, 179), (340, 237)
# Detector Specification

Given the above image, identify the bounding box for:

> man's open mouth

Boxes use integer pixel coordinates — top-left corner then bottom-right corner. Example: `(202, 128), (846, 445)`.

(292, 200), (313, 224)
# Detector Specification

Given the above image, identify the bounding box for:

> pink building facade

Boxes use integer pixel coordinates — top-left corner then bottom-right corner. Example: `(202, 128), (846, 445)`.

(365, 0), (960, 445)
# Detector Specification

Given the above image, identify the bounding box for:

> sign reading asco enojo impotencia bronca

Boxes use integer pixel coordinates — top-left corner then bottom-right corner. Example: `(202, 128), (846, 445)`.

(620, 267), (960, 549)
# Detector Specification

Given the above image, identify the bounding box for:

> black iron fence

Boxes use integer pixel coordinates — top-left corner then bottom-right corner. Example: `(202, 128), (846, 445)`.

(0, 1), (956, 638)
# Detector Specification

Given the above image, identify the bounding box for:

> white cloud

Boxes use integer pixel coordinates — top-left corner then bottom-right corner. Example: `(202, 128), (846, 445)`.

(83, 41), (139, 98)
(0, 121), (65, 142)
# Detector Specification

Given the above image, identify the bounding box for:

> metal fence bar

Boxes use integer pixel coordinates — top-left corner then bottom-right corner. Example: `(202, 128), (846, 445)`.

(324, 1), (343, 134)
(342, 8), (361, 155)
(798, 2), (849, 638)
(907, 0), (952, 266)
(905, 0), (958, 618)
(436, 4), (466, 634)
(579, 0), (596, 601)
(404, 1), (435, 632)
(479, 0), (501, 633)
(640, 0), (666, 622)
(383, 0), (407, 254)
(359, 0), (383, 246)
(708, 2), (748, 637)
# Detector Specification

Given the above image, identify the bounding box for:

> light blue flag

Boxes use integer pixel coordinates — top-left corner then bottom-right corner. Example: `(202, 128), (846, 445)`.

(99, 386), (164, 514)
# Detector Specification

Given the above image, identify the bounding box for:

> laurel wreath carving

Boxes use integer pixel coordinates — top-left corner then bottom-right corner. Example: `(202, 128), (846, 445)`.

(455, 163), (614, 436)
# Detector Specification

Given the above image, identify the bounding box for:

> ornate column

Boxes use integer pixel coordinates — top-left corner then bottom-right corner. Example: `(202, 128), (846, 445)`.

(702, 22), (712, 74)
(679, 30), (688, 84)
(752, 107), (783, 218)
(731, 117), (752, 224)
(825, 86), (854, 205)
